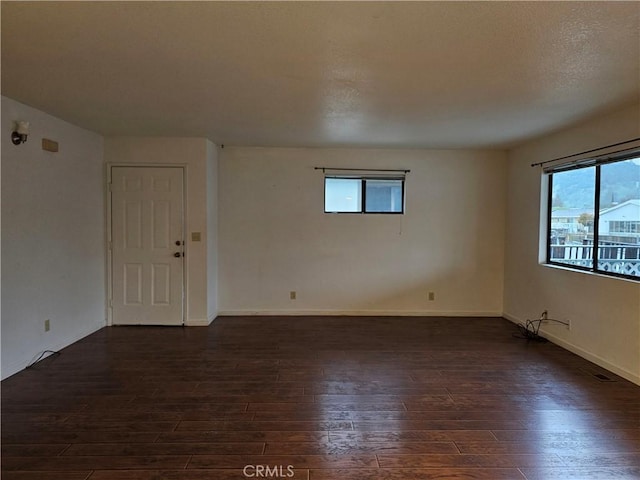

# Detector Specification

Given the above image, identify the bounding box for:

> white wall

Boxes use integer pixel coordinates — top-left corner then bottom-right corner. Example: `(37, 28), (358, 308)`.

(218, 147), (507, 316)
(504, 103), (640, 384)
(1, 96), (105, 379)
(104, 137), (218, 325)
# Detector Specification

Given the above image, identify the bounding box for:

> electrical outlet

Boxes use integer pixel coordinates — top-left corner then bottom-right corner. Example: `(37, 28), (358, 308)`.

(44, 319), (50, 332)
(428, 291), (435, 301)
(290, 291), (296, 300)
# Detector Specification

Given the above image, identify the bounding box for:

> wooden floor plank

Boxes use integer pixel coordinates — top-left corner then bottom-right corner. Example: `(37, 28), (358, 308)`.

(376, 453), (566, 468)
(519, 466), (640, 480)
(264, 440), (460, 455)
(456, 439), (640, 455)
(186, 453), (378, 469)
(0, 473), (92, 480)
(63, 442), (265, 456)
(308, 468), (526, 479)
(88, 470), (310, 480)
(1, 455), (191, 471)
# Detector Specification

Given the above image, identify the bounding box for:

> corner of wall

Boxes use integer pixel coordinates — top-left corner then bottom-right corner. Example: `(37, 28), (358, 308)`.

(206, 139), (219, 321)
(1, 95), (106, 380)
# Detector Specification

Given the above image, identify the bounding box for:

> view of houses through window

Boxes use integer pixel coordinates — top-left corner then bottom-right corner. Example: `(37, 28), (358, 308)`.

(548, 156), (640, 279)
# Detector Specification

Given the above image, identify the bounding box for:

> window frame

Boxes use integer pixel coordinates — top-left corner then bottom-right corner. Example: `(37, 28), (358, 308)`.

(324, 175), (405, 215)
(545, 153), (640, 282)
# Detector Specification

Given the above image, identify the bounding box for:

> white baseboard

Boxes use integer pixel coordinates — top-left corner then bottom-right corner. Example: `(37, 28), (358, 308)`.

(217, 309), (503, 317)
(184, 317), (215, 326)
(502, 312), (522, 324)
(503, 312), (640, 386)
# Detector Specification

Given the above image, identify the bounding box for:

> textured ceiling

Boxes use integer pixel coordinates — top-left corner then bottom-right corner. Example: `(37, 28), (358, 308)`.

(2, 1), (639, 149)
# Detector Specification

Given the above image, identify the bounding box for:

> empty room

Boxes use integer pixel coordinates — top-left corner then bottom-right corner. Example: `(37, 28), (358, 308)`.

(1, 2), (639, 480)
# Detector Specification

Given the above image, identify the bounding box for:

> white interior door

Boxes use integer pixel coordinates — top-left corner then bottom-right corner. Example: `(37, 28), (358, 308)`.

(111, 166), (184, 325)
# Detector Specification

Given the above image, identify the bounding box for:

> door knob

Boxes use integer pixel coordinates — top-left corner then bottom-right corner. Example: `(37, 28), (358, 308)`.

(175, 240), (182, 246)
(174, 252), (182, 258)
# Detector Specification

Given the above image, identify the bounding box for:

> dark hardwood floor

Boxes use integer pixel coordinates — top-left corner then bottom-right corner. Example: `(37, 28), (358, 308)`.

(2, 316), (639, 480)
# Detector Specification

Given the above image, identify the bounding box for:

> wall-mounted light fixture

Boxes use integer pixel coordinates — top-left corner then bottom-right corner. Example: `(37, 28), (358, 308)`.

(11, 120), (30, 145)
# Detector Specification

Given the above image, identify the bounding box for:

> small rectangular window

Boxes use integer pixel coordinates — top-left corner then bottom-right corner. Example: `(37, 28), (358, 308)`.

(324, 176), (404, 214)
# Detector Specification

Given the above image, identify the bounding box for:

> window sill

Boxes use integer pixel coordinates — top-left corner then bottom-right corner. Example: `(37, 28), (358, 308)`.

(540, 262), (640, 284)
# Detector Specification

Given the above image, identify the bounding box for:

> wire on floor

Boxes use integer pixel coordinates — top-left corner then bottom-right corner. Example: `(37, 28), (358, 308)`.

(513, 311), (569, 342)
(26, 350), (60, 369)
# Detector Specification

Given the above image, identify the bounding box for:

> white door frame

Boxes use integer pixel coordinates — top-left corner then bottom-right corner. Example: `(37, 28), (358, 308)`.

(106, 163), (188, 326)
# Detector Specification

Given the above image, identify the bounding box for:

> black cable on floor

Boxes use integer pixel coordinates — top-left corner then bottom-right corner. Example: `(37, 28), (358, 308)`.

(513, 319), (547, 342)
(26, 350), (60, 369)
(513, 316), (569, 342)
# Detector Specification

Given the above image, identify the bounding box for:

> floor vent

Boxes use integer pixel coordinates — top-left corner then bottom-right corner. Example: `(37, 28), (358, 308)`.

(593, 373), (616, 382)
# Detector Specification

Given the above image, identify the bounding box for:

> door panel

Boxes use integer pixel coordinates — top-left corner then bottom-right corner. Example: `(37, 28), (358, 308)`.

(111, 167), (184, 325)
(124, 263), (143, 305)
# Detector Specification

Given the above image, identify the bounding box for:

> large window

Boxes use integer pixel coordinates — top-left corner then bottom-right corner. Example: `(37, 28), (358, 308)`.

(324, 176), (404, 214)
(546, 155), (640, 280)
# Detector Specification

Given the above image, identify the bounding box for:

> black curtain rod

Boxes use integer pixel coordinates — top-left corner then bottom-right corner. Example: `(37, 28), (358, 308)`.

(315, 167), (410, 173)
(530, 137), (640, 168)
